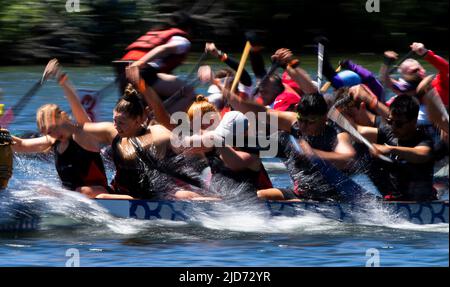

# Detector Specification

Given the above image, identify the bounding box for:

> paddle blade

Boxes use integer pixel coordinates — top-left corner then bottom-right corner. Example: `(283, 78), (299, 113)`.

(327, 106), (393, 163)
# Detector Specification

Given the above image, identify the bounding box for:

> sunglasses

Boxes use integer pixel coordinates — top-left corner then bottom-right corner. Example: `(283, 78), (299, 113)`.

(386, 117), (410, 128)
(297, 113), (323, 124)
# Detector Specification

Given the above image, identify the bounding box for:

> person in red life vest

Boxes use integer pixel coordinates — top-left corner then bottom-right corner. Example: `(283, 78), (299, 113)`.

(116, 11), (197, 114)
(11, 59), (109, 196)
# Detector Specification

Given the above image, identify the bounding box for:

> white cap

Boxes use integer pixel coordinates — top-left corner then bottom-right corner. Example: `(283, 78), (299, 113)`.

(213, 111), (249, 141)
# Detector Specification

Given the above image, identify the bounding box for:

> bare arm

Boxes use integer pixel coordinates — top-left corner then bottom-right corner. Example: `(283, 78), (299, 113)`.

(356, 125), (378, 144)
(312, 132), (356, 169)
(374, 144), (432, 164)
(217, 146), (261, 171)
(125, 67), (173, 130)
(272, 48), (318, 94)
(11, 135), (54, 153)
(59, 75), (91, 124)
(43, 59), (91, 124)
(222, 86), (297, 132)
(350, 84), (390, 118)
(379, 51), (398, 92)
(81, 122), (117, 145)
(285, 66), (318, 94)
(133, 42), (182, 67)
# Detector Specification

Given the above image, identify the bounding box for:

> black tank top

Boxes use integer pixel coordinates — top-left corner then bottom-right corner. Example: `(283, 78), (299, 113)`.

(205, 148), (273, 198)
(110, 133), (160, 199)
(54, 138), (108, 190)
(278, 122), (344, 201)
(110, 131), (203, 199)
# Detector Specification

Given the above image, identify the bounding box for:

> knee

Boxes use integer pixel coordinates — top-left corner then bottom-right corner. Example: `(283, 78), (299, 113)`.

(76, 186), (104, 198)
(76, 186), (93, 197)
(257, 189), (269, 199)
(95, 193), (109, 199)
(174, 190), (199, 200)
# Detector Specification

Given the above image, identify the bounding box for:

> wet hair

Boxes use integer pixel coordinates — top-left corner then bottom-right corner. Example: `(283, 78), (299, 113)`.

(187, 95), (219, 121)
(114, 84), (146, 119)
(296, 93), (328, 116)
(36, 104), (71, 134)
(390, 94), (420, 120)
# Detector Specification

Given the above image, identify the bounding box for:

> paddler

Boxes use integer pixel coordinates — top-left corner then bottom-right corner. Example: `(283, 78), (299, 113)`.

(115, 11), (194, 112)
(180, 96), (273, 199)
(381, 42), (448, 106)
(11, 59), (109, 196)
(223, 48), (358, 202)
(356, 95), (436, 201)
(54, 79), (218, 201)
(122, 66), (273, 200)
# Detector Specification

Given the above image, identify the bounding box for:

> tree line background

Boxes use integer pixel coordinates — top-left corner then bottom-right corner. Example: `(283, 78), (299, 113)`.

(0, 0), (448, 65)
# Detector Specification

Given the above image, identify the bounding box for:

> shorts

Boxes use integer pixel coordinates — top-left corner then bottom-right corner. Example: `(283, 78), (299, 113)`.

(279, 188), (300, 200)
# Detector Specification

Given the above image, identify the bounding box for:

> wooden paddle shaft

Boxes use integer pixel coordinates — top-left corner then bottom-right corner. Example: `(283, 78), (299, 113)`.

(231, 41), (252, 93)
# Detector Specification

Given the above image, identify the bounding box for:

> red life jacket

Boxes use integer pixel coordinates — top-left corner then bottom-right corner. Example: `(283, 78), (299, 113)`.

(121, 28), (189, 73)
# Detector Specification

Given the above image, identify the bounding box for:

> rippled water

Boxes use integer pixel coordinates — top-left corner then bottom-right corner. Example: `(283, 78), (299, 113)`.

(0, 61), (448, 267)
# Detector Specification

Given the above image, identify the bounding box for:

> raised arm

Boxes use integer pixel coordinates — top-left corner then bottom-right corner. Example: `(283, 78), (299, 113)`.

(272, 48), (318, 94)
(349, 84), (390, 119)
(43, 59), (91, 124)
(125, 67), (173, 130)
(130, 37), (190, 68)
(221, 84), (297, 132)
(205, 42), (252, 87)
(379, 51), (398, 92)
(411, 42), (449, 73)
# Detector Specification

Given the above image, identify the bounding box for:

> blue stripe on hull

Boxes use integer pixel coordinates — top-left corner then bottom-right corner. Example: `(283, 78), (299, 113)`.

(1, 200), (447, 232)
(96, 199), (449, 225)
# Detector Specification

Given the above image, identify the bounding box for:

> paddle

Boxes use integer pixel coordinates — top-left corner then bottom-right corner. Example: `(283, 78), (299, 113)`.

(230, 41), (252, 93)
(327, 104), (393, 163)
(0, 60), (59, 127)
(251, 60), (280, 96)
(0, 81), (44, 128)
(388, 50), (415, 74)
(317, 43), (324, 89)
(162, 52), (208, 107)
(320, 65), (341, 94)
(288, 134), (369, 202)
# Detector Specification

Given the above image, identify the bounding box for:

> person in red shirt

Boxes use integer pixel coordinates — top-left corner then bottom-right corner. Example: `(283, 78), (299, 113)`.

(273, 73), (301, 112)
(382, 42), (448, 106)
